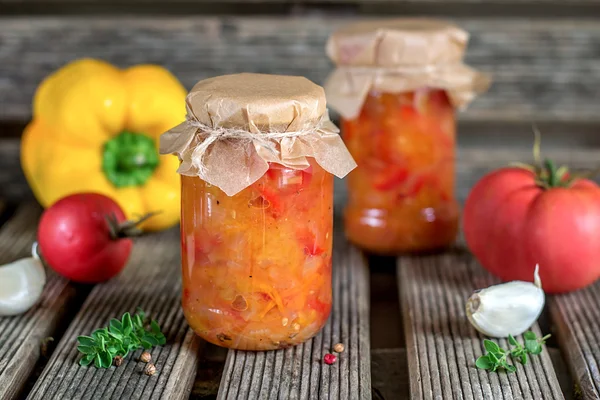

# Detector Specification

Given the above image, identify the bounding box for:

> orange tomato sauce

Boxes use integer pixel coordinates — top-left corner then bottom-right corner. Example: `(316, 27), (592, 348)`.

(181, 159), (333, 350)
(342, 89), (459, 254)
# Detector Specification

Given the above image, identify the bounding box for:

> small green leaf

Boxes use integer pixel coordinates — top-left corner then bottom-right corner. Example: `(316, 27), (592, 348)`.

(151, 321), (161, 334)
(78, 336), (96, 347)
(524, 331), (537, 341)
(476, 355), (493, 370)
(156, 333), (166, 345)
(520, 353), (528, 364)
(79, 354), (95, 367)
(530, 343), (543, 355)
(142, 335), (159, 346)
(107, 331), (123, 341)
(77, 345), (95, 355)
(488, 352), (499, 363)
(508, 335), (518, 346)
(134, 314), (144, 328)
(94, 354), (102, 368)
(122, 313), (133, 336)
(99, 351), (112, 368)
(505, 364), (517, 373)
(525, 340), (540, 354)
(484, 340), (500, 354)
(110, 319), (123, 333)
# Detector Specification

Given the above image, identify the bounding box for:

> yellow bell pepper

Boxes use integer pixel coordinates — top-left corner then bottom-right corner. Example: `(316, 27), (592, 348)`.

(21, 58), (186, 231)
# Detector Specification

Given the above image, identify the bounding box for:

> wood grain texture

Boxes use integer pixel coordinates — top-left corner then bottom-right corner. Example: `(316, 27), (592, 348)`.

(0, 17), (599, 122)
(217, 232), (371, 400)
(26, 227), (202, 400)
(398, 252), (564, 400)
(549, 283), (600, 399)
(1, 0), (597, 3)
(0, 203), (78, 400)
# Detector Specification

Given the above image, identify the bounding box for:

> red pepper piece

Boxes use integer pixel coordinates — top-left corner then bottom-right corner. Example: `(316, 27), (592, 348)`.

(373, 166), (410, 191)
(255, 183), (284, 218)
(399, 105), (420, 120)
(296, 227), (325, 256)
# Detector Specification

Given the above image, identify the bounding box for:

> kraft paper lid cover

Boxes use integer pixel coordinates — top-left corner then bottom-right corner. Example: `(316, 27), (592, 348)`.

(159, 73), (357, 196)
(324, 18), (491, 119)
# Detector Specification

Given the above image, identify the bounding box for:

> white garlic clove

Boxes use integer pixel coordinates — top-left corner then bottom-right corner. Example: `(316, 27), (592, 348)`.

(0, 250), (46, 317)
(466, 265), (545, 338)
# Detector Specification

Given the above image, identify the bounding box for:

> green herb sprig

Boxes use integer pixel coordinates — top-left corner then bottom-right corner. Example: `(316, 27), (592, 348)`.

(77, 308), (166, 368)
(476, 331), (551, 373)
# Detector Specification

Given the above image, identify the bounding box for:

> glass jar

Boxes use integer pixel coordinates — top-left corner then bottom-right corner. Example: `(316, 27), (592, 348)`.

(324, 18), (490, 254)
(161, 73), (355, 350)
(342, 89), (458, 254)
(181, 159), (333, 350)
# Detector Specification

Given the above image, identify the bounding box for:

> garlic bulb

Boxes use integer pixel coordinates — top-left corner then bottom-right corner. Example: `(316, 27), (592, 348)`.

(0, 243), (46, 317)
(466, 265), (545, 338)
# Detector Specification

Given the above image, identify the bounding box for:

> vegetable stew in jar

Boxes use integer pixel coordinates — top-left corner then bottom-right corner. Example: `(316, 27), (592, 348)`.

(325, 19), (490, 254)
(160, 73), (356, 350)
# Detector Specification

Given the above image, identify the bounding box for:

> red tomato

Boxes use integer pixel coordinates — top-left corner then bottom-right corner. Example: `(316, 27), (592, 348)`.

(37, 193), (133, 283)
(463, 167), (600, 294)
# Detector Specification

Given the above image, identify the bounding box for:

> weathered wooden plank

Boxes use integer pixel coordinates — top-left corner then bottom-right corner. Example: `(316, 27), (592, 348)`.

(1, 0), (597, 3)
(26, 227), (202, 400)
(217, 232), (371, 400)
(398, 252), (565, 400)
(549, 282), (600, 399)
(0, 203), (79, 400)
(0, 17), (599, 122)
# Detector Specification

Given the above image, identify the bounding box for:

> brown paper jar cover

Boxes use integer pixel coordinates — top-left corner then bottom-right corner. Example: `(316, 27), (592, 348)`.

(324, 18), (492, 119)
(159, 73), (357, 196)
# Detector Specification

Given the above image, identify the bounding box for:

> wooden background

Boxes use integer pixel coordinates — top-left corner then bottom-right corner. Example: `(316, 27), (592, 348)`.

(0, 0), (599, 204)
(0, 0), (599, 205)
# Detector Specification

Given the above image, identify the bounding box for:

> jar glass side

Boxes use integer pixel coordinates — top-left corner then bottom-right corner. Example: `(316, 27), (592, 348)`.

(181, 159), (333, 350)
(342, 89), (459, 254)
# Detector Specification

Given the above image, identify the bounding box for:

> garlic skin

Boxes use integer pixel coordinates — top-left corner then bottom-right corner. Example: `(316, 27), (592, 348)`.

(466, 265), (545, 338)
(0, 243), (47, 317)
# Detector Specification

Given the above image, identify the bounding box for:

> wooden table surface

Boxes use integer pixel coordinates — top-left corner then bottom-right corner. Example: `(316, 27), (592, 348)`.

(1, 148), (600, 399)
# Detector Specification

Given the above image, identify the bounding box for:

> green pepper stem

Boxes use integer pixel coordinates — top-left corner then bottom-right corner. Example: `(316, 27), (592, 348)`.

(102, 131), (159, 188)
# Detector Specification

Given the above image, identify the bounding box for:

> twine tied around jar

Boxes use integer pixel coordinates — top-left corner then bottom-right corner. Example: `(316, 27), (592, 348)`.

(159, 73), (357, 197)
(184, 112), (327, 179)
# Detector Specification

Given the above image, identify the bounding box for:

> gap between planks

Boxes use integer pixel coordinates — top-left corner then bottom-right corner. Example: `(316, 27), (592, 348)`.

(217, 232), (371, 400)
(0, 203), (79, 400)
(398, 250), (564, 400)
(550, 282), (600, 399)
(25, 225), (202, 400)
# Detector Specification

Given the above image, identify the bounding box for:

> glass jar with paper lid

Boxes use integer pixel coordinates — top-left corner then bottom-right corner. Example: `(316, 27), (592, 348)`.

(325, 19), (491, 255)
(160, 73), (356, 350)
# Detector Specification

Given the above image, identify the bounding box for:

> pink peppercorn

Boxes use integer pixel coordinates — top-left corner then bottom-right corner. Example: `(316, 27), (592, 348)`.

(323, 353), (337, 365)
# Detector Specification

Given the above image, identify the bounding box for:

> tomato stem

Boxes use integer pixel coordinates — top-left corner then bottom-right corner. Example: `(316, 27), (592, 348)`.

(105, 211), (160, 240)
(511, 129), (575, 189)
